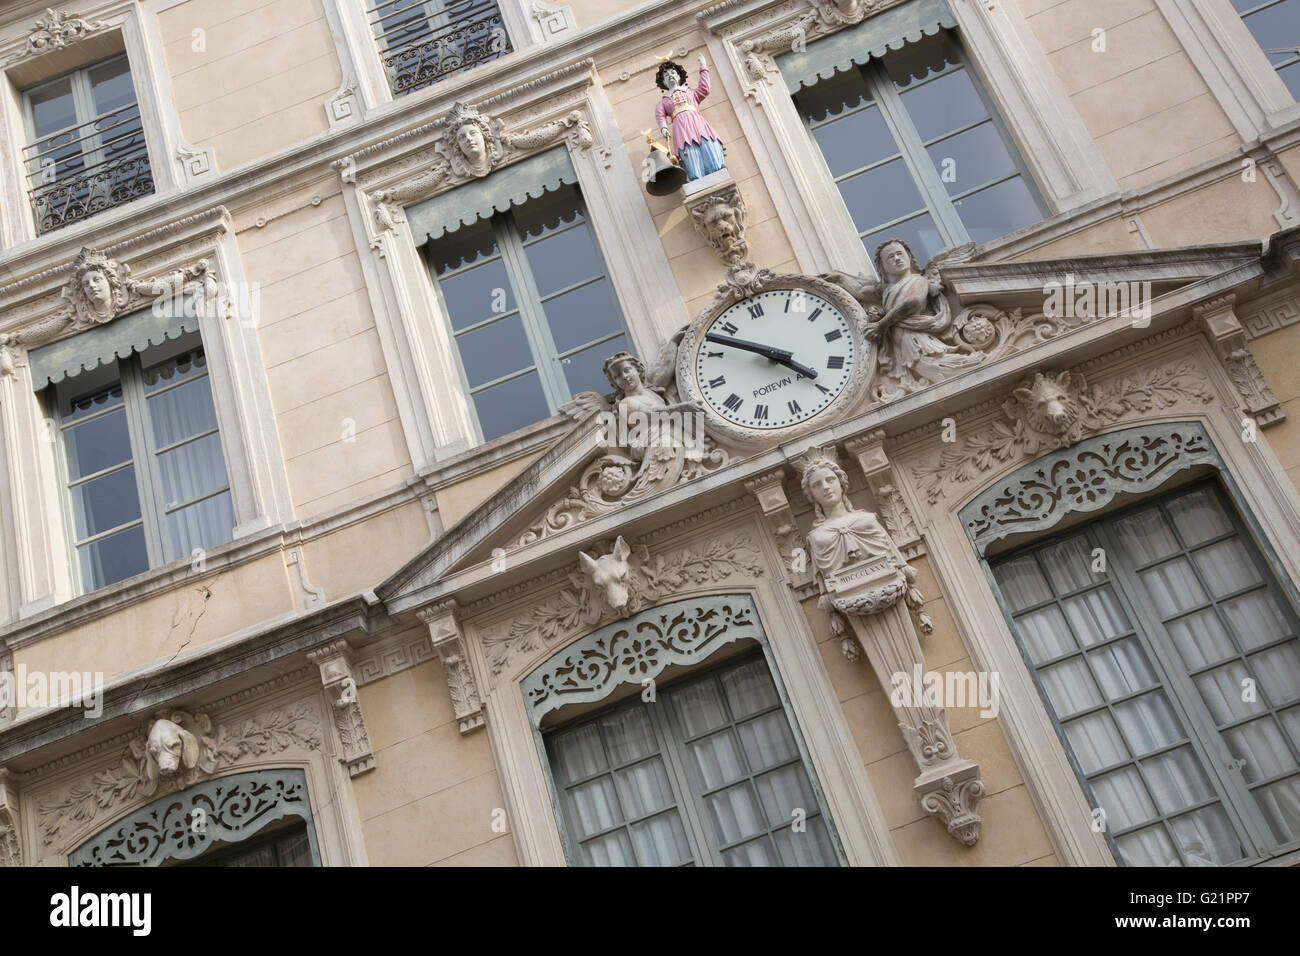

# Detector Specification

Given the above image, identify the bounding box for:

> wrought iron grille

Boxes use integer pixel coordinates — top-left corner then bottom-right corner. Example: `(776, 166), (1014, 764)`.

(22, 101), (153, 235)
(368, 0), (512, 96)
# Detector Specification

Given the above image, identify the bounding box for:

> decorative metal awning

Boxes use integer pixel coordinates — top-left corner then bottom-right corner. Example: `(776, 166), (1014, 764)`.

(408, 146), (579, 243)
(777, 0), (958, 94)
(28, 300), (199, 389)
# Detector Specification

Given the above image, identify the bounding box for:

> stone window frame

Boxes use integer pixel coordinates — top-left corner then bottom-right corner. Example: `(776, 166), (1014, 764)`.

(907, 368), (1300, 868)
(319, 0), (578, 130)
(697, 0), (1117, 276)
(0, 0), (217, 250)
(1153, 0), (1300, 140)
(0, 207), (293, 620)
(522, 594), (848, 867)
(334, 60), (689, 466)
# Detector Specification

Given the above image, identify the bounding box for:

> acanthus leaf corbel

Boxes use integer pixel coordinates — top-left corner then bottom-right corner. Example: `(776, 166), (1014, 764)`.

(744, 467), (806, 588)
(844, 430), (921, 555)
(418, 601), (485, 734)
(307, 639), (375, 777)
(1194, 294), (1284, 428)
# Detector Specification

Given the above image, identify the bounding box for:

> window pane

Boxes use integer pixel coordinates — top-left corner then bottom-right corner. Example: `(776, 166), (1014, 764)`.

(440, 259), (514, 332)
(1088, 638), (1157, 700)
(706, 781), (767, 844)
(156, 432), (229, 508)
(1168, 805), (1246, 864)
(1166, 488), (1233, 546)
(86, 57), (136, 116)
(60, 374), (123, 423)
(142, 347), (207, 393)
(898, 67), (988, 142)
(1254, 777), (1300, 843)
(1064, 710), (1129, 774)
(1038, 656), (1103, 717)
(772, 816), (836, 866)
(670, 679), (729, 737)
(1141, 746), (1216, 814)
(1139, 559), (1208, 618)
(1112, 691), (1186, 757)
(1220, 590), (1291, 650)
(722, 837), (779, 866)
(1166, 609), (1236, 670)
(951, 176), (1041, 244)
(736, 711), (798, 771)
(755, 764), (815, 827)
(600, 707), (656, 766)
(166, 490), (235, 557)
(526, 226), (602, 299)
(553, 723), (607, 783)
(1195, 660), (1267, 725)
(629, 811), (692, 866)
(1250, 641), (1300, 707)
(1116, 825), (1179, 866)
(581, 829), (636, 866)
(1191, 539), (1261, 598)
(471, 372), (548, 442)
(721, 659), (781, 718)
(1092, 767), (1158, 831)
(1063, 589), (1131, 646)
(72, 465), (142, 539)
(539, 279), (622, 354)
(810, 103), (897, 179)
(79, 523), (149, 590)
(992, 554), (1052, 611)
(1036, 535), (1097, 594)
(687, 730), (747, 790)
(613, 757), (675, 819)
(147, 376), (219, 448)
(514, 184), (583, 240)
(1238, 2), (1300, 68)
(1110, 507), (1181, 564)
(65, 407), (132, 479)
(28, 77), (77, 138)
(427, 218), (498, 275)
(274, 830), (313, 867)
(569, 775), (623, 838)
(457, 314), (534, 387)
(927, 122), (1019, 195)
(560, 333), (628, 397)
(1224, 716), (1297, 783)
(838, 158), (926, 233)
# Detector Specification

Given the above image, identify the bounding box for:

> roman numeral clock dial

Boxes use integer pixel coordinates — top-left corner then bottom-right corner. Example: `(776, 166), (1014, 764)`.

(692, 289), (857, 431)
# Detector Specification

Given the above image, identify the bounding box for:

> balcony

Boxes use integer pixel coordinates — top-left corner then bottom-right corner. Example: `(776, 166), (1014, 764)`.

(22, 101), (154, 236)
(368, 0), (512, 97)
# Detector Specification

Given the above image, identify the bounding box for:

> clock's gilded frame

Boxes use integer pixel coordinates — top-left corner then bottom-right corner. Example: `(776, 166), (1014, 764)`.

(677, 269), (872, 450)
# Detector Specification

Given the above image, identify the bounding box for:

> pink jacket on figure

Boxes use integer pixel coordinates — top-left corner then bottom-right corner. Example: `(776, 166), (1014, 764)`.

(656, 68), (722, 155)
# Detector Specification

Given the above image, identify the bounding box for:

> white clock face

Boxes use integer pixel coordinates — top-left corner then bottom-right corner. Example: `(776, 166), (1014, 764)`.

(695, 289), (855, 429)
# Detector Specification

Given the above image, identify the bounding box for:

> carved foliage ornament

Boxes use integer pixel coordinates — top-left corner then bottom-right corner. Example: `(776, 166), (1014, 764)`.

(4, 8), (106, 65)
(960, 423), (1221, 554)
(0, 247), (223, 377)
(482, 532), (764, 679)
(372, 101), (594, 231)
(737, 0), (884, 81)
(0, 769), (19, 867)
(37, 704), (320, 847)
(911, 361), (1215, 504)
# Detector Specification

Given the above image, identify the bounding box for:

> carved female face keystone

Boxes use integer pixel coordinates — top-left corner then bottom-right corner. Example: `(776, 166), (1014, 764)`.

(456, 123), (487, 170)
(81, 269), (112, 316)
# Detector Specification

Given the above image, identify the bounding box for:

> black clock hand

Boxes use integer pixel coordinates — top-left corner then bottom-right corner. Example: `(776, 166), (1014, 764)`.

(705, 333), (819, 379)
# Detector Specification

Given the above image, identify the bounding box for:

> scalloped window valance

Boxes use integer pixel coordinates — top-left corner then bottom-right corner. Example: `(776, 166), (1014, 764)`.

(408, 146), (579, 243)
(28, 298), (199, 389)
(776, 0), (958, 94)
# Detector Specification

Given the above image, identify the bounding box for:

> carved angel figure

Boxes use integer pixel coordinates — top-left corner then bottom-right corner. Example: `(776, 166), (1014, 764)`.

(823, 239), (981, 401)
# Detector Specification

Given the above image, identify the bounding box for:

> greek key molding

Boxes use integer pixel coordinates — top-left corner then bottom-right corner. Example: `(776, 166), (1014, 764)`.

(522, 594), (764, 724)
(959, 422), (1223, 556)
(69, 769), (318, 867)
(910, 360), (1215, 505)
(354, 631), (438, 685)
(37, 702), (321, 848)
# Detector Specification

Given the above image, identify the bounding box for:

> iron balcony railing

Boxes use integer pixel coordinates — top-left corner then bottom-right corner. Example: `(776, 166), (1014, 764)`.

(369, 0), (512, 96)
(22, 101), (153, 236)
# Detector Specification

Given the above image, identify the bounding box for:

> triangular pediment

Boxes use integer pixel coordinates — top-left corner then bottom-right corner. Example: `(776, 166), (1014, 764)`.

(376, 234), (1287, 613)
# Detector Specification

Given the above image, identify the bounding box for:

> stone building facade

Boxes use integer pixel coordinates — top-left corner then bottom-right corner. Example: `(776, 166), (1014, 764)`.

(0, 0), (1299, 867)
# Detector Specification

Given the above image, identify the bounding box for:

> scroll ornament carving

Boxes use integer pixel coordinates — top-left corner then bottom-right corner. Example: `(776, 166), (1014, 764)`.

(308, 641), (373, 776)
(4, 8), (106, 65)
(373, 101), (594, 231)
(482, 532), (764, 678)
(0, 247), (224, 376)
(1194, 295), (1284, 427)
(37, 704), (320, 846)
(418, 602), (485, 734)
(912, 361), (1215, 504)
(530, 347), (728, 546)
(736, 0), (882, 81)
(796, 445), (982, 844)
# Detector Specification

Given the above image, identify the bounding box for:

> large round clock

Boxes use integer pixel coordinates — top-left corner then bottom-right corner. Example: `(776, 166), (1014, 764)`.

(676, 270), (870, 448)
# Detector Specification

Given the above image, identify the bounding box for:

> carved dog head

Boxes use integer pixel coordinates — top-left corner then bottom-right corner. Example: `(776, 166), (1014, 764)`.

(579, 536), (633, 612)
(146, 716), (199, 782)
(1013, 371), (1081, 438)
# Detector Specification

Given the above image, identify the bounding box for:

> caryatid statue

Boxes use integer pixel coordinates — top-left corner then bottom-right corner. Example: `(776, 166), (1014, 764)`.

(654, 53), (726, 182)
(797, 445), (986, 845)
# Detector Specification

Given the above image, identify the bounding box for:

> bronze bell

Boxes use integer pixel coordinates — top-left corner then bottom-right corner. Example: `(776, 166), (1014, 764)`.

(642, 132), (687, 197)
